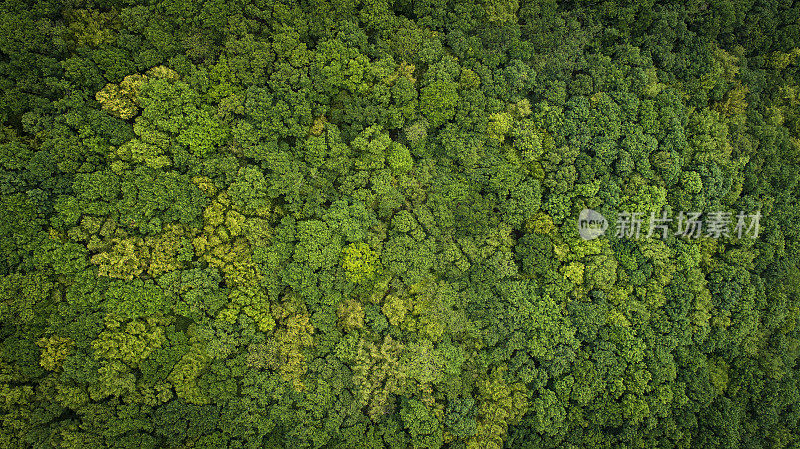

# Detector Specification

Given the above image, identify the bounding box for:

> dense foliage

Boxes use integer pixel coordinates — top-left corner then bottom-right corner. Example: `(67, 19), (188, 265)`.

(1, 0), (799, 447)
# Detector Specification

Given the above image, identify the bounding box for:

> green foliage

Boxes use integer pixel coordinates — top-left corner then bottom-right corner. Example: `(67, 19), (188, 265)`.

(342, 242), (380, 284)
(401, 398), (444, 449)
(1, 1), (799, 448)
(419, 79), (458, 128)
(96, 74), (147, 120)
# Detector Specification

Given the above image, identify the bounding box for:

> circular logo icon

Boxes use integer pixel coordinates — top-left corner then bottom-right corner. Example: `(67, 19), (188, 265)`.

(577, 209), (608, 240)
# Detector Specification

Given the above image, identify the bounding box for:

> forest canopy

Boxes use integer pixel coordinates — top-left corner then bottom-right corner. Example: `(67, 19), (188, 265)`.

(1, 0), (799, 448)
